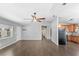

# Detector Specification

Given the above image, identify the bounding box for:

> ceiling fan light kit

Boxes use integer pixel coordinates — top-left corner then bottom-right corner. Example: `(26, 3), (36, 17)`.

(31, 12), (45, 22)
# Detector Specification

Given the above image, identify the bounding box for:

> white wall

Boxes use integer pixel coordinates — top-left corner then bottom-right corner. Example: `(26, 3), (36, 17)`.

(0, 16), (22, 49)
(22, 22), (42, 40)
(50, 16), (58, 45)
(16, 26), (22, 41)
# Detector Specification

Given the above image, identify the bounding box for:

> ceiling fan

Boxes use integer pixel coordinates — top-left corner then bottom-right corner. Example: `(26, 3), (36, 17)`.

(31, 12), (45, 22)
(24, 12), (45, 22)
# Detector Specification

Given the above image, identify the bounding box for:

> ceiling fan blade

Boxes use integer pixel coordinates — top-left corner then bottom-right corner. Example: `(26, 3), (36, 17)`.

(36, 18), (45, 20)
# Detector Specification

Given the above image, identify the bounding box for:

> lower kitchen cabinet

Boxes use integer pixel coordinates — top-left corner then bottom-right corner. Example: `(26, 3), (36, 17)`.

(67, 35), (79, 43)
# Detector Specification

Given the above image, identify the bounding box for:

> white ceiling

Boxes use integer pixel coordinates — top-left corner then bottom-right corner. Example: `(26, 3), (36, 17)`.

(1, 3), (79, 25)
(0, 3), (53, 24)
(51, 3), (79, 18)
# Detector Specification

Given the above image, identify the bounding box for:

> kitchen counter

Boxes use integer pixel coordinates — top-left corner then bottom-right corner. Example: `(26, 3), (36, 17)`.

(67, 34), (79, 43)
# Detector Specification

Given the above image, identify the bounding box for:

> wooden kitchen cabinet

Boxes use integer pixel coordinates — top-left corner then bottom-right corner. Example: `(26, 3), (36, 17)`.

(67, 35), (72, 41)
(66, 24), (77, 32)
(68, 35), (79, 43)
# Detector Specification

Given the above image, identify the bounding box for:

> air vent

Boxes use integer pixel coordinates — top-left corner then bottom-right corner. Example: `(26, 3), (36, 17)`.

(62, 3), (67, 5)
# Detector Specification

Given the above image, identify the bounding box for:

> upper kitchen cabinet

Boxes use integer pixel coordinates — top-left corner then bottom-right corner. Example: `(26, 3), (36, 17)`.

(66, 24), (77, 32)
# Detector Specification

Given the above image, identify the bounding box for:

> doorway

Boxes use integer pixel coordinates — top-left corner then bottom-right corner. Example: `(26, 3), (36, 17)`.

(41, 26), (47, 40)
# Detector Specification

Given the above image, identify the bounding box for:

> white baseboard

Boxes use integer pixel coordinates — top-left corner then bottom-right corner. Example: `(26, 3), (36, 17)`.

(22, 39), (42, 40)
(51, 39), (58, 46)
(0, 40), (18, 49)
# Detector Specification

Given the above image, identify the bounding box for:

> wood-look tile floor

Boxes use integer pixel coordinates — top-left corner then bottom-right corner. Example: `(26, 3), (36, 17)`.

(0, 38), (79, 56)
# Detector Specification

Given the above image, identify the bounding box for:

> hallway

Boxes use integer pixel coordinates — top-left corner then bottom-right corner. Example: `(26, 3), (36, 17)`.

(0, 38), (79, 56)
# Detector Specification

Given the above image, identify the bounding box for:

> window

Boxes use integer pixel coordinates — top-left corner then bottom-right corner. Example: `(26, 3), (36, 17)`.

(0, 24), (13, 39)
